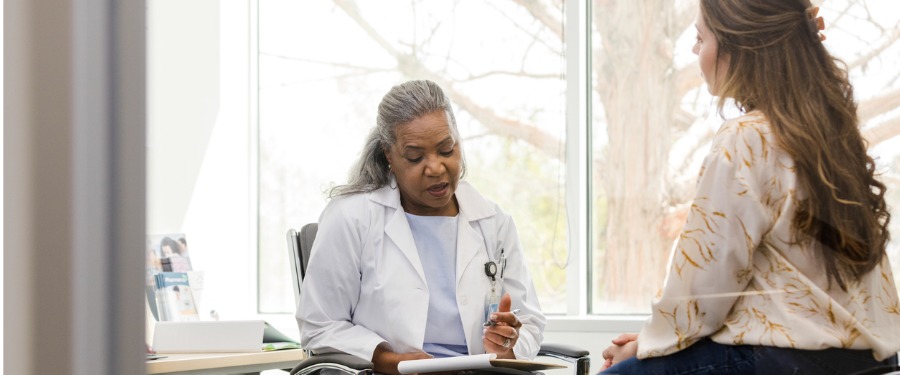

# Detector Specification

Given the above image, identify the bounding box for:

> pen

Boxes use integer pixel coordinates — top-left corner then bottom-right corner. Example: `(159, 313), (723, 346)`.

(483, 309), (523, 326)
(499, 249), (507, 279)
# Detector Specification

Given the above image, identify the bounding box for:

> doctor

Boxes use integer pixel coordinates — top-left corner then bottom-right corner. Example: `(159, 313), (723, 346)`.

(298, 80), (545, 375)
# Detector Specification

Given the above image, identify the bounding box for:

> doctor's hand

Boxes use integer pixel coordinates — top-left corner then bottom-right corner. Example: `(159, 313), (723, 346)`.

(372, 342), (433, 375)
(599, 333), (638, 372)
(483, 293), (521, 359)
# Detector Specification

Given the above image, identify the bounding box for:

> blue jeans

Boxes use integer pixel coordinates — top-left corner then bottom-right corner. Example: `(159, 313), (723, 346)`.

(601, 338), (898, 375)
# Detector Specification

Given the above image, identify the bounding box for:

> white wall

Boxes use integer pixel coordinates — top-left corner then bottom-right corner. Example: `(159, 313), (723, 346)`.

(146, 0), (255, 321)
(146, 0), (220, 232)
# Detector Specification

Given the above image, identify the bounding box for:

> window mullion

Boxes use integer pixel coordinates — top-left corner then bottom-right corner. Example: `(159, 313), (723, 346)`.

(564, 0), (589, 316)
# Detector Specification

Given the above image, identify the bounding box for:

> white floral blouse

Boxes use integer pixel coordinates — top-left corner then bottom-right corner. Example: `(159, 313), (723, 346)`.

(637, 111), (900, 361)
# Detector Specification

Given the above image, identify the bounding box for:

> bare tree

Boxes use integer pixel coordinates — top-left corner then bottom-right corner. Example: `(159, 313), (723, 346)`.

(271, 0), (900, 311)
(590, 0), (698, 308)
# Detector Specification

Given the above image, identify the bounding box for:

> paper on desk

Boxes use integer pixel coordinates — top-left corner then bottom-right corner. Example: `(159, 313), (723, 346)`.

(398, 353), (496, 374)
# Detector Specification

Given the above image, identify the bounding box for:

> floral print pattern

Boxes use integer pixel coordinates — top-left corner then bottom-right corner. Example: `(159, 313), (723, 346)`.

(637, 111), (900, 361)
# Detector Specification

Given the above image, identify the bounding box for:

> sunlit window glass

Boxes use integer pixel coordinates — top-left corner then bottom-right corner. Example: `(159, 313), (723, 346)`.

(589, 0), (900, 314)
(258, 0), (568, 314)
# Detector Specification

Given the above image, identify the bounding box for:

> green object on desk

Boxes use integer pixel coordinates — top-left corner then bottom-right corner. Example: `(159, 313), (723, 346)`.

(262, 342), (302, 351)
(262, 322), (301, 351)
(264, 322), (297, 343)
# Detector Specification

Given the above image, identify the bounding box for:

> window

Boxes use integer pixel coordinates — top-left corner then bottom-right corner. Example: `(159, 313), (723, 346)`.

(256, 0), (900, 316)
(588, 0), (900, 314)
(258, 0), (569, 313)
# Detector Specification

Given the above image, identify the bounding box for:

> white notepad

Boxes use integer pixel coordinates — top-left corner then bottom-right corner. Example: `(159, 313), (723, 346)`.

(153, 320), (266, 353)
(397, 353), (567, 374)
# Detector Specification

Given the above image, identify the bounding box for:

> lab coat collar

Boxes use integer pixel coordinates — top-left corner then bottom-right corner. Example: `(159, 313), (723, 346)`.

(454, 181), (495, 221)
(369, 176), (401, 208)
(369, 180), (498, 288)
(371, 181), (426, 285)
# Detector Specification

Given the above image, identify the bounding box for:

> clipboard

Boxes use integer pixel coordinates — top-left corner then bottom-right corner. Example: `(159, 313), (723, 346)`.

(397, 353), (567, 374)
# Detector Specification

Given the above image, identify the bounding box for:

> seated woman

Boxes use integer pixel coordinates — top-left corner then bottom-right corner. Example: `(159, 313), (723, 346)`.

(298, 79), (545, 374)
(600, 0), (900, 374)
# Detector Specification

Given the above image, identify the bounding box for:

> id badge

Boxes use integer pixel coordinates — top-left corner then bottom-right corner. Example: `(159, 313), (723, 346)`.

(483, 258), (503, 326)
(484, 292), (500, 320)
(484, 289), (500, 325)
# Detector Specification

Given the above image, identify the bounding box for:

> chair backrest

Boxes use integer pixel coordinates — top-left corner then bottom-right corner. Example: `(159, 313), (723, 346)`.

(286, 225), (377, 375)
(286, 223), (318, 310)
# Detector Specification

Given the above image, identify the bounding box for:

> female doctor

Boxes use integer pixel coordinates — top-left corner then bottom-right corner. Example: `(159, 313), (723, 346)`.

(297, 80), (545, 375)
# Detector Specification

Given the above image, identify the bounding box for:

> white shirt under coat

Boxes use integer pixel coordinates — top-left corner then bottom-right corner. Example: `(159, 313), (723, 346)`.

(297, 180), (546, 361)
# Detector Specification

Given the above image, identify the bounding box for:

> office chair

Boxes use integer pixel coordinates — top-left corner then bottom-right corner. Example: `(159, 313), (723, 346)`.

(286, 223), (590, 375)
(848, 364), (900, 375)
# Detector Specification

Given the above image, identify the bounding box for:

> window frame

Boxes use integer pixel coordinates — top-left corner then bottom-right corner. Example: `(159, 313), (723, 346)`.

(247, 0), (639, 323)
(563, 0), (592, 316)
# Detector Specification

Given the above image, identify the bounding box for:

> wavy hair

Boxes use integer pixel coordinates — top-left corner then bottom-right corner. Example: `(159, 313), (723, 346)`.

(328, 80), (466, 197)
(701, 0), (890, 290)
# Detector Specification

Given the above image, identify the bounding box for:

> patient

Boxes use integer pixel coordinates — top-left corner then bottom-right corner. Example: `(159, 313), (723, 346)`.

(600, 0), (900, 373)
(297, 79), (545, 374)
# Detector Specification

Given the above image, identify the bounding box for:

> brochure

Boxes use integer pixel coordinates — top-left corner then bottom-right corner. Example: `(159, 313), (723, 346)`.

(155, 272), (200, 321)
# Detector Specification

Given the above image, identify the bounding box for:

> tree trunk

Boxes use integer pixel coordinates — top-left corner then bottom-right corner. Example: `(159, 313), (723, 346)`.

(594, 0), (679, 310)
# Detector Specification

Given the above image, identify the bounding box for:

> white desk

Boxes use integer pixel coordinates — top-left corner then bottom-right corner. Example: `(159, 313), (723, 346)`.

(146, 349), (306, 375)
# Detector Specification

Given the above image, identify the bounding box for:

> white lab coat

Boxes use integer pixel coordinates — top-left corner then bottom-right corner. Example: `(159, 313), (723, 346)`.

(297, 181), (545, 362)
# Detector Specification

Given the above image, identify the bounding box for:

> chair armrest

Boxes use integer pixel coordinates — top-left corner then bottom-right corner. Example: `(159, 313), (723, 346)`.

(539, 342), (590, 375)
(290, 352), (374, 375)
(539, 342), (590, 359)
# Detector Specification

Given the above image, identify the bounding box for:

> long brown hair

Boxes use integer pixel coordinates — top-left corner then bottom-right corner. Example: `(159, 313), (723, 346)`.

(701, 0), (890, 290)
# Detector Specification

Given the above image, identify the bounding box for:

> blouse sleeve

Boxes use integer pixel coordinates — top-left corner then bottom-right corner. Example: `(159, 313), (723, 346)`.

(637, 118), (776, 358)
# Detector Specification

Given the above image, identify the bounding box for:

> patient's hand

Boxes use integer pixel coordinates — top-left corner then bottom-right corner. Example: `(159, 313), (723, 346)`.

(372, 342), (433, 375)
(600, 333), (638, 371)
(483, 293), (522, 359)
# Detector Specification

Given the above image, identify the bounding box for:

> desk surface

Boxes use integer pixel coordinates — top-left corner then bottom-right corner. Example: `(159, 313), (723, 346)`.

(146, 349), (306, 375)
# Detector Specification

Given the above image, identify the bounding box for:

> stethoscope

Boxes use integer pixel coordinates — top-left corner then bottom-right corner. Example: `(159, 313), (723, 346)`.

(482, 248), (506, 326)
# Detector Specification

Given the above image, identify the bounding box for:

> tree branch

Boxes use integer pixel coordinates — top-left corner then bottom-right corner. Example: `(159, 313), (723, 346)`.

(509, 0), (564, 40)
(858, 87), (900, 124)
(333, 0), (402, 58)
(671, 107), (697, 134)
(460, 70), (562, 82)
(489, 2), (563, 56)
(847, 27), (900, 71)
(260, 52), (387, 71)
(671, 1), (698, 40)
(334, 0), (564, 158)
(674, 64), (702, 99)
(863, 115), (900, 147)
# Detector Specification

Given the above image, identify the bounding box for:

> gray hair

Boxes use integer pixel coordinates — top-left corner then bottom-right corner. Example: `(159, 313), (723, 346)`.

(328, 80), (467, 198)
